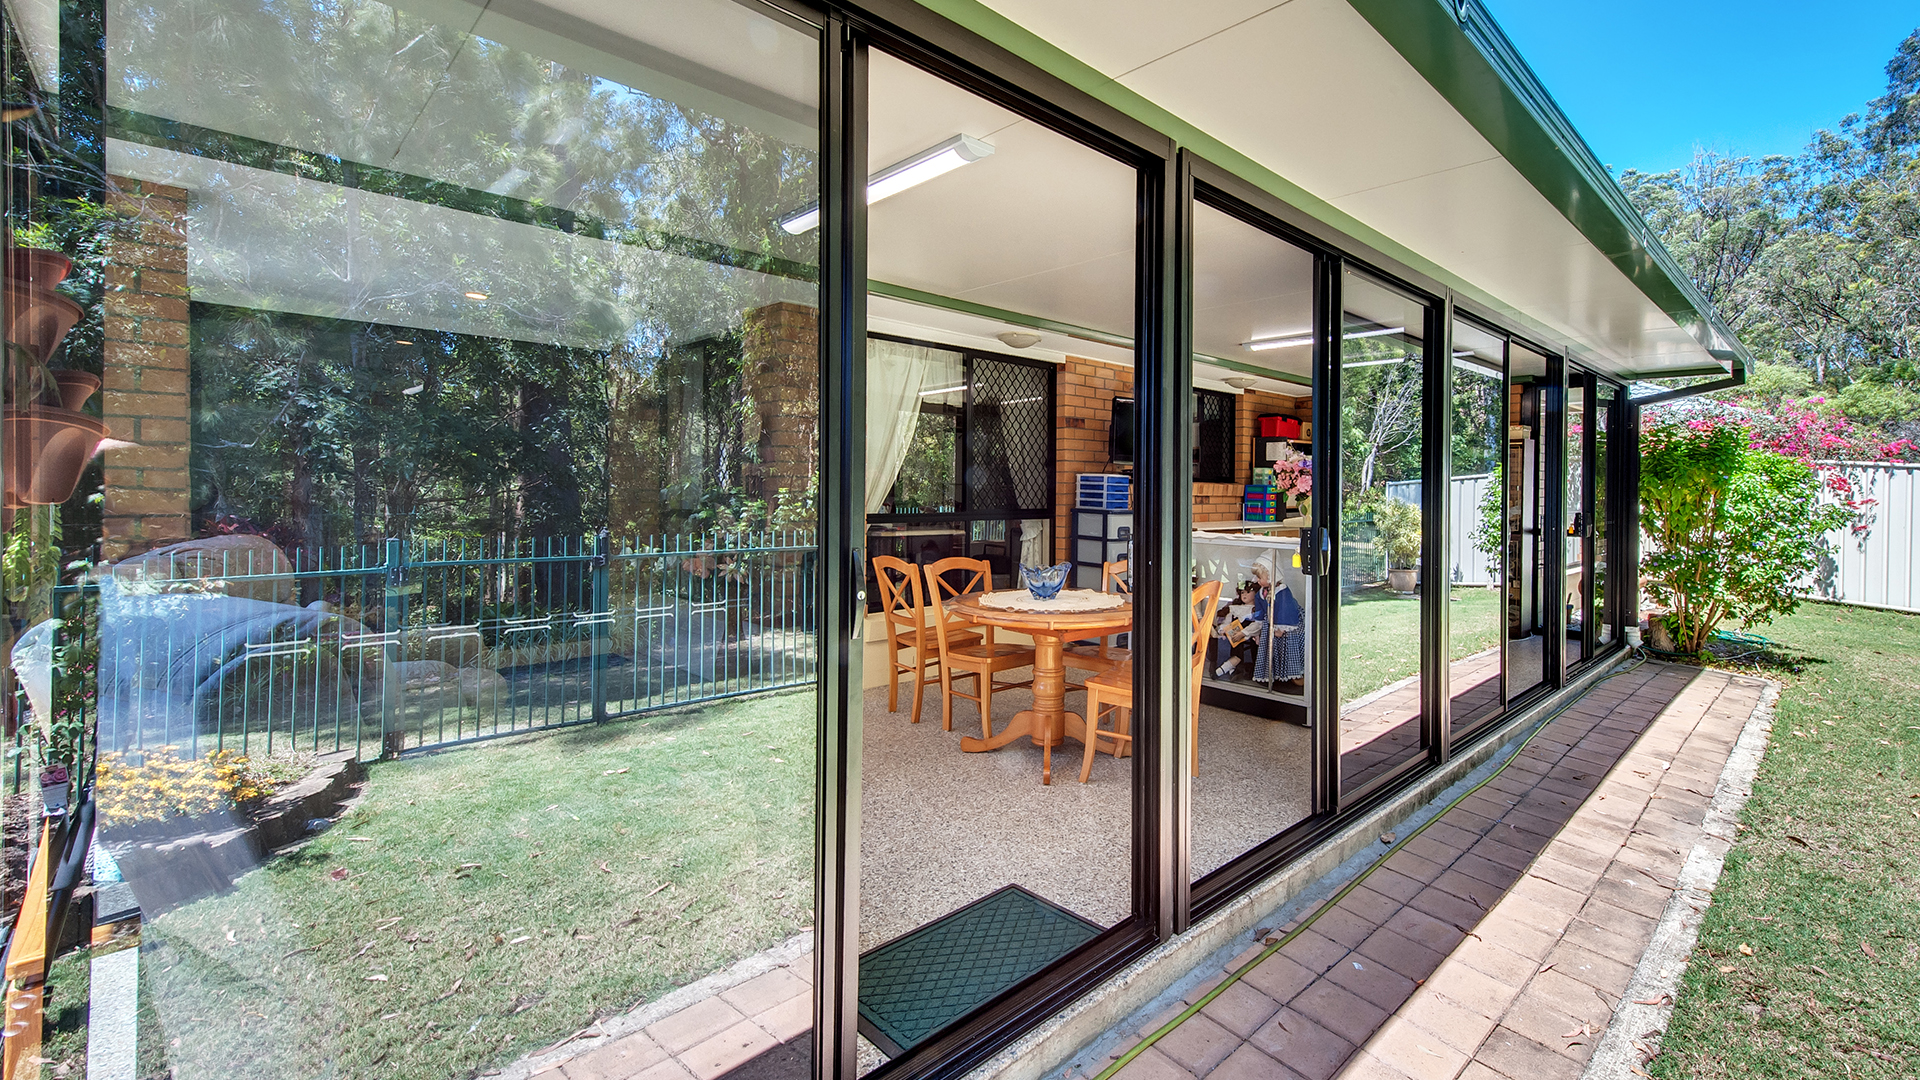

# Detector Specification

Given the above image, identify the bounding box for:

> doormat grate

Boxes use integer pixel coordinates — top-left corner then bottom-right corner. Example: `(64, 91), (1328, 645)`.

(857, 885), (1102, 1057)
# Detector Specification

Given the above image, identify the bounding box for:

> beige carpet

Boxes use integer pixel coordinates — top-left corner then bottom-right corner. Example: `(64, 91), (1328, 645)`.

(859, 673), (1313, 950)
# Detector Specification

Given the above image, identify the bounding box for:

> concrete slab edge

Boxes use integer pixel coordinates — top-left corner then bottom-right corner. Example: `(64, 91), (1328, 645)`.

(1581, 675), (1780, 1079)
(490, 930), (813, 1079)
(967, 654), (1643, 1080)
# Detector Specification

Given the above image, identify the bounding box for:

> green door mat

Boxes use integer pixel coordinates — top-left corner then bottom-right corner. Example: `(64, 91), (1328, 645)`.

(858, 885), (1102, 1057)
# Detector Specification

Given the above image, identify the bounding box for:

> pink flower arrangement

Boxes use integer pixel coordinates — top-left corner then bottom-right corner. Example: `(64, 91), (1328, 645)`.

(1271, 457), (1312, 499)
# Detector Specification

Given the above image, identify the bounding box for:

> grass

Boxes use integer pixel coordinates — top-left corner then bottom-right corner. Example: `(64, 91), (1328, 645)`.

(1338, 585), (1500, 704)
(127, 689), (816, 1080)
(1650, 602), (1920, 1079)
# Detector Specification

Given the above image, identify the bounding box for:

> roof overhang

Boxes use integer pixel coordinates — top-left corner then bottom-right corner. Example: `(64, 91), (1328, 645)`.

(917, 0), (1748, 380)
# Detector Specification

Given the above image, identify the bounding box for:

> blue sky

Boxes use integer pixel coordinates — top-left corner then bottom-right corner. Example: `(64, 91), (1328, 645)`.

(1478, 1), (1918, 175)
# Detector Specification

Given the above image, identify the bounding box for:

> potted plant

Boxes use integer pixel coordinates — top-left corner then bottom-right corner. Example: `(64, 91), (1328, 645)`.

(1371, 496), (1421, 593)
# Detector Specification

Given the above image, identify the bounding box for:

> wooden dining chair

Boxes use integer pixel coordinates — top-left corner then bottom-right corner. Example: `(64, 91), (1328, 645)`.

(1064, 559), (1132, 680)
(874, 555), (982, 721)
(1079, 578), (1221, 783)
(922, 557), (1036, 736)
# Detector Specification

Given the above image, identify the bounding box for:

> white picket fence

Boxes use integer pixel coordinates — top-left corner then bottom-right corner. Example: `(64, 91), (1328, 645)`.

(1803, 461), (1920, 613)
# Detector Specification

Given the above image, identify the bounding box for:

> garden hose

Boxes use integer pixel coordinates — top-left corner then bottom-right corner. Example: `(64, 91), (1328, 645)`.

(1092, 652), (1650, 1080)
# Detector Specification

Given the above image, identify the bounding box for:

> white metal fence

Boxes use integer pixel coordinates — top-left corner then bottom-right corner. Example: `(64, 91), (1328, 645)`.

(1803, 461), (1920, 612)
(1385, 473), (1498, 587)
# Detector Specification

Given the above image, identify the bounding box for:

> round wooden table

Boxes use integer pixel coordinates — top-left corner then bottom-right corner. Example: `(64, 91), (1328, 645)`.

(946, 590), (1133, 784)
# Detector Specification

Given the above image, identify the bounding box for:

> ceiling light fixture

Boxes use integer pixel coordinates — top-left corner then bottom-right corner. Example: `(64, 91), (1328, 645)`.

(463, 291), (489, 301)
(1344, 326), (1405, 341)
(1222, 376), (1258, 390)
(1243, 334), (1312, 352)
(918, 383), (968, 398)
(1452, 355), (1502, 380)
(998, 330), (1042, 349)
(394, 339), (414, 345)
(1342, 356), (1412, 369)
(778, 134), (995, 234)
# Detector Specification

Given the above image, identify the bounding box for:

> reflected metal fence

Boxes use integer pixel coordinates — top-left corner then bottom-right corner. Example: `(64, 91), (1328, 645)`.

(84, 531), (818, 761)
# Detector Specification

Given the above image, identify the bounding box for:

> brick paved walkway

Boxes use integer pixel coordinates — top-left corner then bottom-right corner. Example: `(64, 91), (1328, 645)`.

(1097, 661), (1769, 1080)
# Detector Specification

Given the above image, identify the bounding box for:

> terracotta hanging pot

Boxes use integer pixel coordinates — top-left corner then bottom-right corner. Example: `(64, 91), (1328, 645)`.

(52, 370), (100, 411)
(4, 280), (84, 368)
(2, 406), (108, 506)
(3, 246), (73, 290)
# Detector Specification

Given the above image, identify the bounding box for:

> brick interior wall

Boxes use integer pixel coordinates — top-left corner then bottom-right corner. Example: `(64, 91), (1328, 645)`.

(1054, 356), (1133, 562)
(101, 177), (192, 559)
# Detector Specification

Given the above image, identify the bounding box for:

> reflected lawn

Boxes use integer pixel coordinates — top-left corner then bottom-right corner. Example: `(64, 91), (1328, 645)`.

(1340, 586), (1500, 703)
(133, 690), (816, 1080)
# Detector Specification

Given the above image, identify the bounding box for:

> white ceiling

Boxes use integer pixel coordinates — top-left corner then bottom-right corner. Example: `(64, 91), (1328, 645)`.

(972, 0), (1722, 377)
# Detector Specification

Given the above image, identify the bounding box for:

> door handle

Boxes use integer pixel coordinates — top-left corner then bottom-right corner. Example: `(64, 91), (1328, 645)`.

(851, 547), (866, 641)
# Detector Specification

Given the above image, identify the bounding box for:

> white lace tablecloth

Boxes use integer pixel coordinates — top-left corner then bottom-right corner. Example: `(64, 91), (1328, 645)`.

(976, 588), (1127, 613)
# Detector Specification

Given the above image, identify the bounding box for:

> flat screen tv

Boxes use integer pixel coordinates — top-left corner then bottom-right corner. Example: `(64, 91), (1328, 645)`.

(1109, 396), (1136, 464)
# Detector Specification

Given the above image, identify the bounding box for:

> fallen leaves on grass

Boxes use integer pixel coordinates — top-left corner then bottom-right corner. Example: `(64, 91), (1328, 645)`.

(1718, 965), (1737, 973)
(598, 861), (613, 874)
(1860, 941), (1877, 960)
(1738, 943), (1754, 956)
(602, 767), (630, 775)
(365, 973), (388, 982)
(328, 867), (350, 881)
(435, 978), (463, 1002)
(509, 935), (532, 945)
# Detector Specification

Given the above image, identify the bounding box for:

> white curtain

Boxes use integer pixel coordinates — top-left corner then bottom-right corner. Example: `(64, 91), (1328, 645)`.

(1019, 518), (1049, 568)
(866, 340), (962, 514)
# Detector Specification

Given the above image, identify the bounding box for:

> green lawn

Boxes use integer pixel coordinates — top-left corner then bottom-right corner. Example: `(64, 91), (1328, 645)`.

(1338, 586), (1500, 704)
(1651, 603), (1920, 1079)
(113, 690), (816, 1080)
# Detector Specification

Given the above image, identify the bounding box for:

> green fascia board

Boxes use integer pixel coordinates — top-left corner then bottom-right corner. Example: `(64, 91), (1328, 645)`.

(909, 0), (1748, 374)
(1334, 0), (1746, 372)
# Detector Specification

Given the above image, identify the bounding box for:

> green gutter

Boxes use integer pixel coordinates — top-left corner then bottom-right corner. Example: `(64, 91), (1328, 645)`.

(1344, 0), (1747, 372)
(909, 0), (1747, 375)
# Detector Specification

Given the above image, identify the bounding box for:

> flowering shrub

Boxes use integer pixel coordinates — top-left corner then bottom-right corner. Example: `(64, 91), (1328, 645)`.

(96, 746), (277, 827)
(1640, 416), (1853, 653)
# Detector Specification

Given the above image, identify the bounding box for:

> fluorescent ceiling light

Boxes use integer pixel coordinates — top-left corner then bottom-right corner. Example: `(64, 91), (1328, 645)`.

(779, 134), (995, 234)
(1344, 325), (1405, 341)
(1452, 355), (1503, 381)
(918, 383), (968, 397)
(1243, 334), (1312, 352)
(463, 291), (489, 301)
(1342, 357), (1411, 369)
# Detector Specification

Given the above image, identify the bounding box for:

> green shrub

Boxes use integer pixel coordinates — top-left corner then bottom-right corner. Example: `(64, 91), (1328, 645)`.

(1371, 496), (1422, 570)
(1639, 417), (1852, 653)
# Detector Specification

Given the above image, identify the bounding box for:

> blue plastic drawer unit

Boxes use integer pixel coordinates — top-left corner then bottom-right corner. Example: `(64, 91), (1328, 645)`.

(1076, 473), (1131, 510)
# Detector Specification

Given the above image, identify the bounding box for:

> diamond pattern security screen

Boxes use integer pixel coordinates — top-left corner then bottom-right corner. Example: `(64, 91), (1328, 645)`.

(1195, 388), (1234, 482)
(967, 356), (1053, 513)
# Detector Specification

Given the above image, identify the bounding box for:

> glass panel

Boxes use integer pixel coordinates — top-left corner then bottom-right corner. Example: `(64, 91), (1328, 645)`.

(10, 1), (823, 1076)
(1566, 373), (1589, 666)
(1507, 345), (1551, 697)
(858, 49), (1138, 1068)
(1188, 200), (1316, 881)
(1595, 383), (1615, 647)
(1449, 320), (1505, 735)
(1338, 271), (1429, 795)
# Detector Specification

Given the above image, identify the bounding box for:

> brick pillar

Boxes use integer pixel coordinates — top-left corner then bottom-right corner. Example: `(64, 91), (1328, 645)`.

(100, 177), (192, 559)
(741, 301), (819, 525)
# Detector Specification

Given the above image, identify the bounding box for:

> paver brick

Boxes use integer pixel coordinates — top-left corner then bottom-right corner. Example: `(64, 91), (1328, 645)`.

(1249, 1007), (1355, 1080)
(681, 1020), (778, 1080)
(561, 1033), (669, 1080)
(1291, 980), (1391, 1047)
(1242, 954), (1319, 1003)
(1356, 926), (1446, 983)
(1155, 1013), (1241, 1075)
(1209, 1045), (1304, 1080)
(1200, 981), (1283, 1039)
(1364, 1015), (1473, 1080)
(1113, 1046), (1203, 1080)
(1399, 990), (1499, 1056)
(1474, 1026), (1583, 1080)
(645, 996), (747, 1055)
(1325, 952), (1417, 1008)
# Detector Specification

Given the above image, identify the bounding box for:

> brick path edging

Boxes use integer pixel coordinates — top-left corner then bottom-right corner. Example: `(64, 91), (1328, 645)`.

(993, 656), (1642, 1080)
(492, 932), (811, 1080)
(1578, 678), (1780, 1079)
